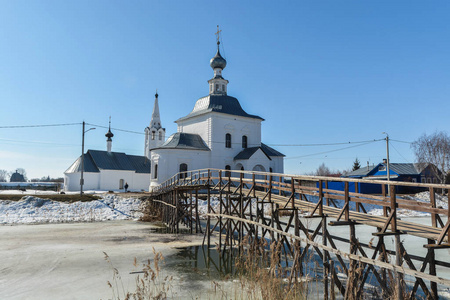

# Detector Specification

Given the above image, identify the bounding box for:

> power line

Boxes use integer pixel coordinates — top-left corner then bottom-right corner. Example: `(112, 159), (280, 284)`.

(268, 139), (384, 147)
(285, 141), (377, 160)
(0, 122), (81, 129)
(390, 139), (412, 144)
(390, 140), (412, 163)
(85, 123), (145, 135)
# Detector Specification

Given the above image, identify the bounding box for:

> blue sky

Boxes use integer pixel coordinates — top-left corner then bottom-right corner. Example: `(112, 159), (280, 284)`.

(1, 1), (449, 179)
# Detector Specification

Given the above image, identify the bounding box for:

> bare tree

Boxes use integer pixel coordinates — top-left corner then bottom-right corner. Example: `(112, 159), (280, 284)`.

(411, 131), (450, 184)
(0, 169), (8, 182)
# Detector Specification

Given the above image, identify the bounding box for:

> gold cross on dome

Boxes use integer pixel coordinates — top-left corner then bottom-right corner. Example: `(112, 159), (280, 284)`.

(215, 25), (221, 43)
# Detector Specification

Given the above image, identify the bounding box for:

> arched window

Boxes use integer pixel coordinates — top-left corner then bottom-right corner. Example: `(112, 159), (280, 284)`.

(159, 131), (163, 141)
(225, 165), (231, 178)
(179, 163), (188, 179)
(154, 164), (158, 179)
(242, 135), (248, 148)
(151, 131), (155, 140)
(225, 133), (231, 148)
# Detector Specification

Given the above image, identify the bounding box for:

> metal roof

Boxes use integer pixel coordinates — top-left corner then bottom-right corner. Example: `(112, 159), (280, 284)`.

(343, 163), (421, 178)
(234, 143), (285, 161)
(342, 165), (376, 178)
(176, 95), (264, 122)
(234, 147), (264, 160)
(155, 132), (210, 151)
(65, 150), (150, 174)
(261, 143), (285, 157)
(388, 163), (421, 175)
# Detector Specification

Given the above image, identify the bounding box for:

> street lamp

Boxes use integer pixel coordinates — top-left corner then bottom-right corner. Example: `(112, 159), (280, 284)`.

(80, 121), (96, 195)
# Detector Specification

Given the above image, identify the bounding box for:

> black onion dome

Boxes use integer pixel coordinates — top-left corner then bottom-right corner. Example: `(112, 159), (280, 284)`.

(105, 129), (114, 141)
(210, 43), (227, 70)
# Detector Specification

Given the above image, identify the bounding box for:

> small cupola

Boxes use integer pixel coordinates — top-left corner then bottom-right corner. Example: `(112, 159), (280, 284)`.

(208, 26), (229, 95)
(105, 117), (114, 152)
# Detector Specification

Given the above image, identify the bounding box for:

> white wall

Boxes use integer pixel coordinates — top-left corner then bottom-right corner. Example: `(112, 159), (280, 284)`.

(150, 148), (210, 188)
(64, 172), (100, 191)
(65, 170), (150, 192)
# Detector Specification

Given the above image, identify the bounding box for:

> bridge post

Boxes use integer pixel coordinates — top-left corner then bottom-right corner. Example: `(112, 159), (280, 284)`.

(239, 172), (244, 253)
(207, 169), (211, 248)
(219, 170), (223, 251)
(322, 214), (328, 300)
(344, 181), (349, 221)
(318, 180), (323, 216)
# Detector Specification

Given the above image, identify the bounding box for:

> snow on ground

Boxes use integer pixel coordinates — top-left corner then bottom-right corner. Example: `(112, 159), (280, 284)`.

(1, 190), (447, 225)
(367, 191), (449, 217)
(0, 194), (143, 224)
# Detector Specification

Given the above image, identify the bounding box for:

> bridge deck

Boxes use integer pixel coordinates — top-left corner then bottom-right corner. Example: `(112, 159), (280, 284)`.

(250, 189), (445, 242)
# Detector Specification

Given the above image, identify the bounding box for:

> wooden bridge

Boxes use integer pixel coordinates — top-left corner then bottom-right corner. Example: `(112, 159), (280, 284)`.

(149, 168), (450, 299)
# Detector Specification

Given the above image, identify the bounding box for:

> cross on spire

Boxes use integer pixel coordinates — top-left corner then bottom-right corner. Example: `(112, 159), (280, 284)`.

(215, 25), (221, 44)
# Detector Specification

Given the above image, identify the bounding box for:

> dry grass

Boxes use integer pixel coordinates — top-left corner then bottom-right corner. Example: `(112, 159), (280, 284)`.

(139, 200), (162, 222)
(104, 249), (173, 300)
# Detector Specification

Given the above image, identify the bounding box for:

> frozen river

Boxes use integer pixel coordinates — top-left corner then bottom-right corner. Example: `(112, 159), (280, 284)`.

(0, 221), (212, 300)
(1, 217), (450, 299)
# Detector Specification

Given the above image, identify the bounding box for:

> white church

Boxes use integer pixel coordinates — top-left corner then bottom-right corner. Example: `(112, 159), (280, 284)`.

(147, 38), (284, 189)
(64, 34), (284, 192)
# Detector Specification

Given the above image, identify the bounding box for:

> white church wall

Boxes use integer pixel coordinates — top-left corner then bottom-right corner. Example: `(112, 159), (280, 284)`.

(177, 115), (211, 148)
(150, 149), (210, 187)
(131, 173), (151, 191)
(99, 170), (135, 191)
(210, 113), (261, 153)
(64, 172), (100, 191)
(270, 157), (284, 174)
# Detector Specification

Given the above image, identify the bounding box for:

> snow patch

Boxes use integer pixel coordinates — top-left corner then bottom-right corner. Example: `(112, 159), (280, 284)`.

(0, 195), (143, 224)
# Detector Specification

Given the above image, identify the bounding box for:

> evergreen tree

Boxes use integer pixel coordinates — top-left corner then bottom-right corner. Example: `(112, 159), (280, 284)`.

(352, 158), (361, 171)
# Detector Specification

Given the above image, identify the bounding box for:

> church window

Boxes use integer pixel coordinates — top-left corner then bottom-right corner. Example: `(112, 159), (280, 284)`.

(151, 131), (155, 140)
(270, 167), (273, 173)
(241, 166), (244, 171)
(179, 163), (188, 179)
(225, 165), (231, 178)
(159, 131), (163, 140)
(242, 135), (248, 148)
(222, 84), (225, 91)
(154, 164), (158, 179)
(225, 133), (231, 148)
(216, 84), (219, 91)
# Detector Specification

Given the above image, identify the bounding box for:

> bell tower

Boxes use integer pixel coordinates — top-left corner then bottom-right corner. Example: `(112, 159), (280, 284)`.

(145, 91), (165, 159)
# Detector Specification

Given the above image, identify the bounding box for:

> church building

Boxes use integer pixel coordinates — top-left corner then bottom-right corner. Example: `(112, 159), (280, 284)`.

(64, 32), (284, 192)
(64, 121), (151, 192)
(148, 37), (284, 189)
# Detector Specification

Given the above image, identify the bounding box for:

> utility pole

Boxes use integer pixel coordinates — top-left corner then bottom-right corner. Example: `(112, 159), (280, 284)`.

(80, 121), (95, 196)
(383, 132), (391, 184)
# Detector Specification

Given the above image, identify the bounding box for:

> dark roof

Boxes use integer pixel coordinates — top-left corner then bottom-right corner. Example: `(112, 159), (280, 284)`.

(261, 143), (285, 157)
(342, 165), (376, 178)
(343, 163), (421, 178)
(155, 132), (210, 151)
(65, 150), (150, 174)
(234, 143), (285, 161)
(10, 172), (25, 182)
(176, 95), (264, 122)
(234, 147), (264, 160)
(389, 163), (420, 175)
